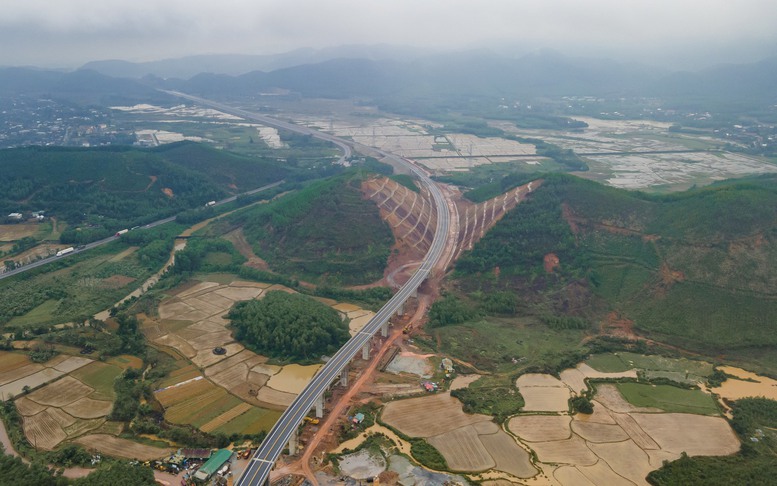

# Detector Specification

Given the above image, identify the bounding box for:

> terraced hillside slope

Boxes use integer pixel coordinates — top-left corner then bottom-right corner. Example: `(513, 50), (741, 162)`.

(453, 173), (777, 370)
(362, 176), (537, 286)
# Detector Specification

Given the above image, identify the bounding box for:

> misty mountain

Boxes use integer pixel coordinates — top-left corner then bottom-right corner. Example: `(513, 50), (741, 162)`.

(4, 49), (777, 113)
(650, 56), (777, 106)
(165, 50), (661, 100)
(0, 67), (173, 105)
(79, 45), (434, 79)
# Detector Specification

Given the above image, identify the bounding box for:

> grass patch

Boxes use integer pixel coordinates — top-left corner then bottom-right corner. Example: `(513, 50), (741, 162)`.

(434, 317), (587, 373)
(70, 362), (123, 401)
(585, 353), (633, 372)
(409, 438), (447, 471)
(615, 382), (719, 415)
(7, 300), (60, 327)
(202, 252), (234, 266)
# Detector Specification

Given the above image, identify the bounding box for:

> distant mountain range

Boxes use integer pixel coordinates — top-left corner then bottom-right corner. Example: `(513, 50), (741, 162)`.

(79, 45), (435, 79)
(1, 48), (775, 110)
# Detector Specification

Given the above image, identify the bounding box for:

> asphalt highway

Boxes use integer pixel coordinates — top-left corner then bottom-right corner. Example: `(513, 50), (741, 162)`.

(0, 181), (283, 281)
(163, 97), (454, 486)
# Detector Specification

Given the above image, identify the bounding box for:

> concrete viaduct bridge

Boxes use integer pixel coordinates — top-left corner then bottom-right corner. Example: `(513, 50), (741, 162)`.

(163, 92), (450, 486)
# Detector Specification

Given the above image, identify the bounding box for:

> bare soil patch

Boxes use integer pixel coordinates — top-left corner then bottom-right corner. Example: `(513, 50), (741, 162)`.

(15, 396), (46, 416)
(47, 407), (77, 428)
(63, 397), (113, 419)
(0, 352), (33, 373)
(509, 415), (571, 442)
(529, 436), (597, 466)
(26, 376), (93, 407)
(588, 440), (653, 485)
(611, 413), (660, 450)
(74, 434), (173, 460)
(0, 223), (40, 241)
(573, 400), (616, 424)
(570, 421), (629, 443)
(479, 430), (536, 478)
(516, 373), (566, 388)
(153, 333), (197, 358)
(575, 461), (633, 486)
(631, 413), (739, 456)
(266, 364), (320, 394)
(554, 466), (598, 486)
(23, 409), (67, 450)
(559, 368), (587, 394)
(519, 386), (571, 412)
(64, 418), (105, 439)
(450, 374), (481, 391)
(101, 275), (136, 289)
(191, 343), (244, 368)
(255, 387), (296, 409)
(51, 356), (92, 373)
(428, 425), (495, 471)
(0, 363), (43, 386)
(0, 367), (63, 398)
(382, 392), (491, 438)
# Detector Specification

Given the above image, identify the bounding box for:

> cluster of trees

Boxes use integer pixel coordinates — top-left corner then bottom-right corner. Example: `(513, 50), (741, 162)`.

(171, 239), (245, 275)
(450, 376), (525, 423)
(0, 143), (292, 246)
(648, 397), (777, 485)
(456, 174), (578, 276)
(427, 295), (478, 328)
(0, 442), (155, 485)
(228, 290), (349, 363)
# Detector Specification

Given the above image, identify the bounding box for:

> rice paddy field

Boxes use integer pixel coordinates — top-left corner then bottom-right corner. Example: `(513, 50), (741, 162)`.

(373, 353), (741, 485)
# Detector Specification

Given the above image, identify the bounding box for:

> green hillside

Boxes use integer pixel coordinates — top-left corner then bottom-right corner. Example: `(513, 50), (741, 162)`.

(236, 174), (394, 285)
(453, 173), (777, 369)
(0, 142), (289, 243)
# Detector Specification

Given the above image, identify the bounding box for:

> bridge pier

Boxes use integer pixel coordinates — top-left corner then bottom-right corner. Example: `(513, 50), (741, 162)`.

(314, 394), (324, 418)
(362, 342), (370, 360)
(396, 302), (405, 316)
(288, 427), (298, 455)
(339, 364), (349, 386)
(381, 321), (389, 338)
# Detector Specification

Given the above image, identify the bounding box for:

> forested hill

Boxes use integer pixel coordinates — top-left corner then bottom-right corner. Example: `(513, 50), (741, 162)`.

(231, 174), (394, 286)
(455, 173), (777, 364)
(0, 142), (289, 243)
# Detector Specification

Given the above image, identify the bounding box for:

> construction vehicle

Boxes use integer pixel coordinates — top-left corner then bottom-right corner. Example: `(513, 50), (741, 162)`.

(303, 416), (320, 425)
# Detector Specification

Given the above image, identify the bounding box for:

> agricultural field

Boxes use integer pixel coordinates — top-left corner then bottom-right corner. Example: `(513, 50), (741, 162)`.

(148, 276), (369, 435)
(382, 392), (536, 479)
(0, 239), (167, 329)
(506, 370), (738, 486)
(74, 434), (174, 461)
(493, 116), (777, 192)
(12, 364), (116, 450)
(373, 352), (741, 485)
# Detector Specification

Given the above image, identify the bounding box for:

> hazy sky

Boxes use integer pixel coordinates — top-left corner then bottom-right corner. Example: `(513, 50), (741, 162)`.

(2, 0), (776, 69)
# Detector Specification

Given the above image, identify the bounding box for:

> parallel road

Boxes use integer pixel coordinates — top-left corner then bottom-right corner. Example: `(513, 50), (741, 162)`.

(0, 181), (283, 281)
(157, 95), (450, 486)
(161, 91), (352, 164)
